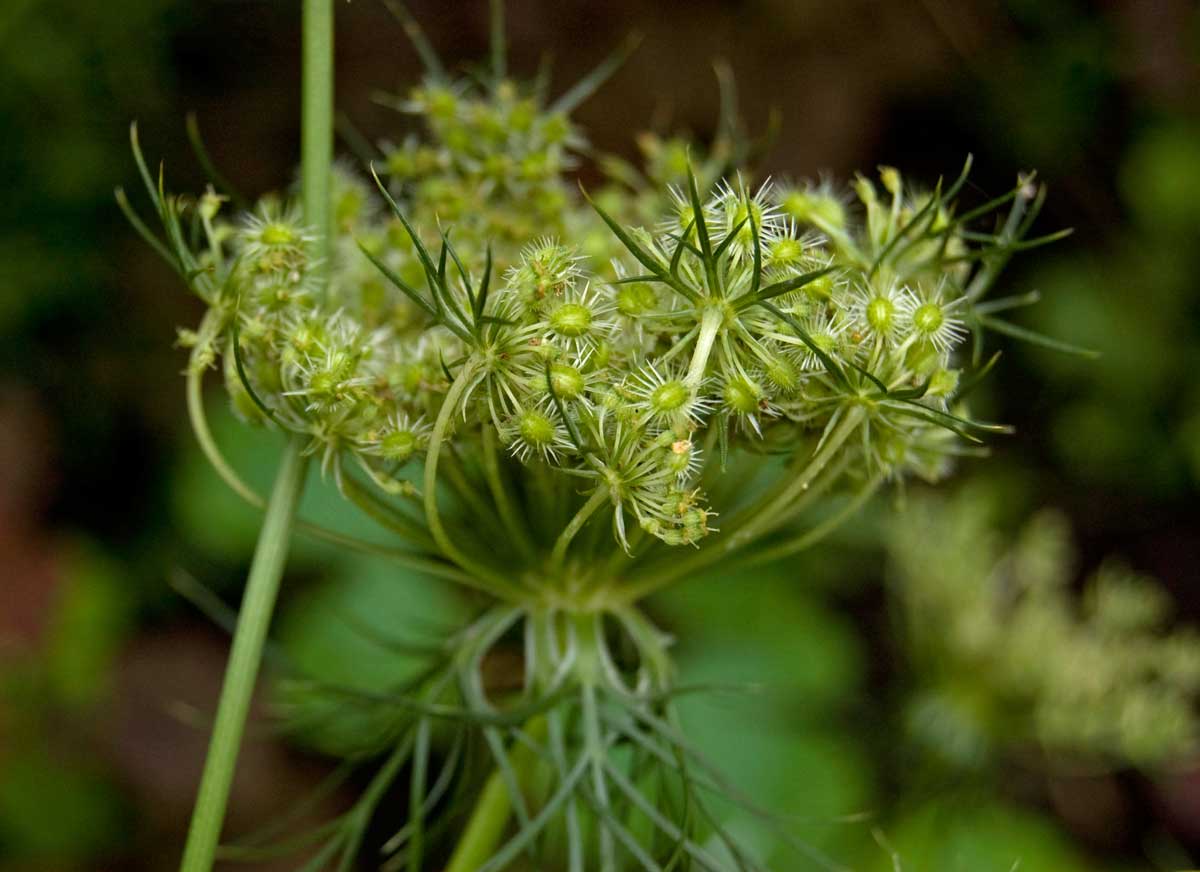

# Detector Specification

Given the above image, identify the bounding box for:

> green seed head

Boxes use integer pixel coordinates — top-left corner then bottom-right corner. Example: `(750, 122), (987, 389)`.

(616, 282), (657, 317)
(518, 409), (556, 446)
(261, 223), (296, 246)
(650, 380), (690, 413)
(723, 377), (762, 414)
(867, 296), (895, 333)
(768, 237), (804, 268)
(549, 364), (585, 399)
(764, 355), (800, 392)
(549, 302), (592, 337)
(380, 430), (418, 461)
(913, 302), (944, 335)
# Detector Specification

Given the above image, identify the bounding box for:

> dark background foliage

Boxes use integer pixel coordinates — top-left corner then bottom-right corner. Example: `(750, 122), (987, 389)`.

(1, 1), (1197, 869)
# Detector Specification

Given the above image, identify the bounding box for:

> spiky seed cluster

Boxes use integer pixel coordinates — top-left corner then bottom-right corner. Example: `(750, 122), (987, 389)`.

(158, 70), (1059, 552)
(122, 19), (1098, 870)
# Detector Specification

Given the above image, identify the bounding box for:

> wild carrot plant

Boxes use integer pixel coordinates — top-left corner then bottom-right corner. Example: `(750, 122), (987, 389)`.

(120, 1), (1093, 869)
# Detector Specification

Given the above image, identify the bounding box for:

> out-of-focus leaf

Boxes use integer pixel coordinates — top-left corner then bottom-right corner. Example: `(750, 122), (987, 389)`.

(272, 552), (469, 756)
(655, 565), (864, 709)
(661, 566), (872, 863)
(44, 540), (134, 706)
(172, 397), (392, 565)
(0, 751), (129, 861)
(861, 799), (1104, 872)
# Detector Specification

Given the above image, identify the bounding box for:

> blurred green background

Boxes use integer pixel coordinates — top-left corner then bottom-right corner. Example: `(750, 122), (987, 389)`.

(1, 0), (1198, 869)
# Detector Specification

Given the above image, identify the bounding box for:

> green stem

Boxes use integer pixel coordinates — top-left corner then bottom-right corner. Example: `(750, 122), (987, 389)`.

(179, 438), (309, 872)
(728, 405), (865, 544)
(187, 365), (475, 583)
(444, 718), (548, 872)
(481, 426), (538, 562)
(425, 361), (526, 599)
(301, 0), (334, 272)
(339, 471), (435, 549)
(683, 306), (723, 390)
(736, 474), (882, 568)
(613, 406), (865, 603)
(550, 486), (608, 572)
(180, 6), (331, 869)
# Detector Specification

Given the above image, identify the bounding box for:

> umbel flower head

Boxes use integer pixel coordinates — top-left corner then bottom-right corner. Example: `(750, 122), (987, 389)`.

(120, 6), (1090, 868)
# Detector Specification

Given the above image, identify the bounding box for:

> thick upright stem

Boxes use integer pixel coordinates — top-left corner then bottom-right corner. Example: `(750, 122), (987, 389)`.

(178, 438), (309, 872)
(179, 4), (331, 869)
(302, 0), (334, 272)
(444, 718), (548, 872)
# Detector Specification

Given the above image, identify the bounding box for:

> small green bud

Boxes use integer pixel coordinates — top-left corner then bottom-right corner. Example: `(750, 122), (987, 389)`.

(261, 223), (296, 246)
(616, 282), (657, 317)
(549, 363), (585, 399)
(723, 376), (762, 415)
(767, 237), (804, 268)
(866, 295), (895, 333)
(912, 302), (945, 335)
(764, 355), (800, 393)
(649, 380), (689, 413)
(518, 409), (556, 446)
(928, 368), (960, 398)
(549, 302), (592, 337)
(380, 430), (418, 462)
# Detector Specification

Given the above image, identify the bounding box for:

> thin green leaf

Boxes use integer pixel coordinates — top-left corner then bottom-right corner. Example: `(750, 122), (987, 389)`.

(231, 322), (284, 427)
(757, 301), (849, 388)
(407, 718), (431, 872)
(584, 189), (698, 303)
(550, 32), (643, 115)
(670, 220), (695, 278)
(685, 163), (718, 293)
(475, 756), (590, 872)
(356, 241), (436, 317)
(735, 265), (837, 309)
(710, 216), (748, 261)
(185, 112), (248, 210)
(972, 290), (1041, 316)
(475, 244), (493, 321)
(115, 187), (177, 270)
(382, 0), (446, 79)
(979, 315), (1099, 357)
(881, 398), (1012, 441)
(955, 350), (1001, 399)
(748, 209), (763, 299)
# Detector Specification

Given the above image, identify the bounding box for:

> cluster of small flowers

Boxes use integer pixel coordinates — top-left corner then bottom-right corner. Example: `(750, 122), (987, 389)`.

(175, 67), (1027, 552)
(891, 493), (1200, 767)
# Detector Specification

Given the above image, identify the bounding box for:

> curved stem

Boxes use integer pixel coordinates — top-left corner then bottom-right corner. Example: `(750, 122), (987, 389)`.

(550, 486), (608, 572)
(613, 406), (865, 604)
(188, 367), (473, 582)
(179, 437), (309, 872)
(727, 405), (865, 545)
(187, 364), (264, 509)
(339, 471), (435, 549)
(736, 475), (883, 568)
(425, 362), (526, 599)
(481, 426), (538, 562)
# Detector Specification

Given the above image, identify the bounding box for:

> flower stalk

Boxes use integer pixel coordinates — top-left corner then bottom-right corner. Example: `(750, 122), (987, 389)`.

(178, 2), (332, 869)
(178, 437), (308, 872)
